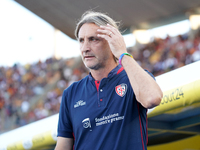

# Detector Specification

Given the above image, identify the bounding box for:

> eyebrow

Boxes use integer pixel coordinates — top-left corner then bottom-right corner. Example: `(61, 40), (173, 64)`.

(78, 35), (98, 40)
(88, 36), (96, 40)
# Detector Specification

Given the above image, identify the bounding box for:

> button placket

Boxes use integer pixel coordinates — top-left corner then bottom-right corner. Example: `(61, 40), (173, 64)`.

(99, 88), (103, 103)
(98, 79), (106, 106)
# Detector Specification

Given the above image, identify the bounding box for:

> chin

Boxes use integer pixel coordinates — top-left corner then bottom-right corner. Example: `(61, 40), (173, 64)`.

(89, 64), (104, 70)
(84, 61), (96, 69)
(84, 59), (104, 70)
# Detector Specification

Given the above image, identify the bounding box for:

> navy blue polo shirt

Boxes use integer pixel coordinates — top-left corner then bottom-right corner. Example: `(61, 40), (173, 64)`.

(57, 65), (152, 150)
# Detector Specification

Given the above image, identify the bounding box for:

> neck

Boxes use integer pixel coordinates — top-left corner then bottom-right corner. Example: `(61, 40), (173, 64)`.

(90, 62), (118, 81)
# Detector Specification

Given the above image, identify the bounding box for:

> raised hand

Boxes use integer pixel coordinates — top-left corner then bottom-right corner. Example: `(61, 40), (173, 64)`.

(97, 24), (127, 59)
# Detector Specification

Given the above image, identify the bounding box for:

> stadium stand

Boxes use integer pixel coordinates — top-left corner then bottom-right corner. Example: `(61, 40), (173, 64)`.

(130, 29), (200, 76)
(0, 56), (88, 133)
(1, 59), (200, 150)
(0, 28), (199, 135)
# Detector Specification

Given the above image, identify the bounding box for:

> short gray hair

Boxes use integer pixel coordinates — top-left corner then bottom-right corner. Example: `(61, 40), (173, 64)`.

(75, 11), (119, 39)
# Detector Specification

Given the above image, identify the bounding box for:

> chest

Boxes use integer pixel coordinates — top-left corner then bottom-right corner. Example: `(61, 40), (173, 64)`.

(69, 77), (136, 133)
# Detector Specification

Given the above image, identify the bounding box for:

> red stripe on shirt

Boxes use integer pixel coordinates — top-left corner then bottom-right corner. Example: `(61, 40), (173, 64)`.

(146, 111), (148, 144)
(117, 67), (124, 75)
(137, 102), (145, 150)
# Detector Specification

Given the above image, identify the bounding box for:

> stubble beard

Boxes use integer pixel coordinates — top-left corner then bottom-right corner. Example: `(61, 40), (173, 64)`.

(83, 56), (107, 71)
(84, 61), (105, 70)
(82, 52), (111, 71)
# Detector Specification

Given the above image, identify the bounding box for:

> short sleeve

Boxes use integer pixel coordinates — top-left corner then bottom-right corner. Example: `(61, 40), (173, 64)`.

(57, 89), (74, 138)
(145, 69), (155, 80)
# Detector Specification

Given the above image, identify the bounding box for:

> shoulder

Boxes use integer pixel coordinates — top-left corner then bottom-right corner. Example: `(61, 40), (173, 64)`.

(61, 75), (89, 105)
(63, 75), (89, 95)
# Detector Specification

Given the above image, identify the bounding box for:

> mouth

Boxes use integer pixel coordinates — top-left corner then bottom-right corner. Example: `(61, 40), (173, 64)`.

(84, 55), (95, 60)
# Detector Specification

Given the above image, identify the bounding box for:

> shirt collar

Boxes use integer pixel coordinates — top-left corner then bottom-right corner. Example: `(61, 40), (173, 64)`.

(88, 64), (122, 81)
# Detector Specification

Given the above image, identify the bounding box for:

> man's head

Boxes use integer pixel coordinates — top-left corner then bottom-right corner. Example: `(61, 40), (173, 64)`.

(75, 11), (119, 70)
(75, 11), (119, 39)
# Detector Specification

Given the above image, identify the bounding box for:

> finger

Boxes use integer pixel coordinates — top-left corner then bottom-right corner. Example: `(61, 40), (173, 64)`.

(97, 33), (112, 41)
(97, 34), (112, 42)
(100, 24), (119, 35)
(97, 29), (114, 37)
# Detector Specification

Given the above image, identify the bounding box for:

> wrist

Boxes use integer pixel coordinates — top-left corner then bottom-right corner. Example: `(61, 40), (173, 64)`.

(119, 53), (133, 66)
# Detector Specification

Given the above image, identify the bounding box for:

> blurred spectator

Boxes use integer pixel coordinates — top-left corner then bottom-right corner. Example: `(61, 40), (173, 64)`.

(131, 29), (200, 76)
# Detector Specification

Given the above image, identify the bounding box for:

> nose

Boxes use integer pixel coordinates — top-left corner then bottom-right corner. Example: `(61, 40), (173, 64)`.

(80, 40), (90, 53)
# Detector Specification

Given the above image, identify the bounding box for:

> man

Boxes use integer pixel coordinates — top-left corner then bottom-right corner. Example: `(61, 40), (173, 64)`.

(55, 11), (163, 150)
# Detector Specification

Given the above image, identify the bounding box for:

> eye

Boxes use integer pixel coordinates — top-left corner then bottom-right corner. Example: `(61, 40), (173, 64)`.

(90, 37), (98, 42)
(92, 38), (97, 41)
(79, 39), (83, 43)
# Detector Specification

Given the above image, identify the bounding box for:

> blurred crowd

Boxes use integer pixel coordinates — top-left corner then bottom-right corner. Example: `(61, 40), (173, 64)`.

(0, 29), (200, 133)
(0, 57), (88, 132)
(130, 30), (200, 76)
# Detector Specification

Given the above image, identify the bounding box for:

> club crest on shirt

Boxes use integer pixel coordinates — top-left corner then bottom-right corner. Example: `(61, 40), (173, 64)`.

(115, 83), (127, 97)
(82, 118), (91, 128)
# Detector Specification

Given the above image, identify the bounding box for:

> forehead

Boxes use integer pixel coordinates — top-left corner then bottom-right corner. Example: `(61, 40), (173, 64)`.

(78, 23), (100, 38)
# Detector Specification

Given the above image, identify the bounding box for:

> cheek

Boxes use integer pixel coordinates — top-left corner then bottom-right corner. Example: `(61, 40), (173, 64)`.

(95, 41), (109, 50)
(101, 41), (110, 50)
(79, 45), (85, 56)
(94, 44), (110, 56)
(79, 43), (83, 51)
